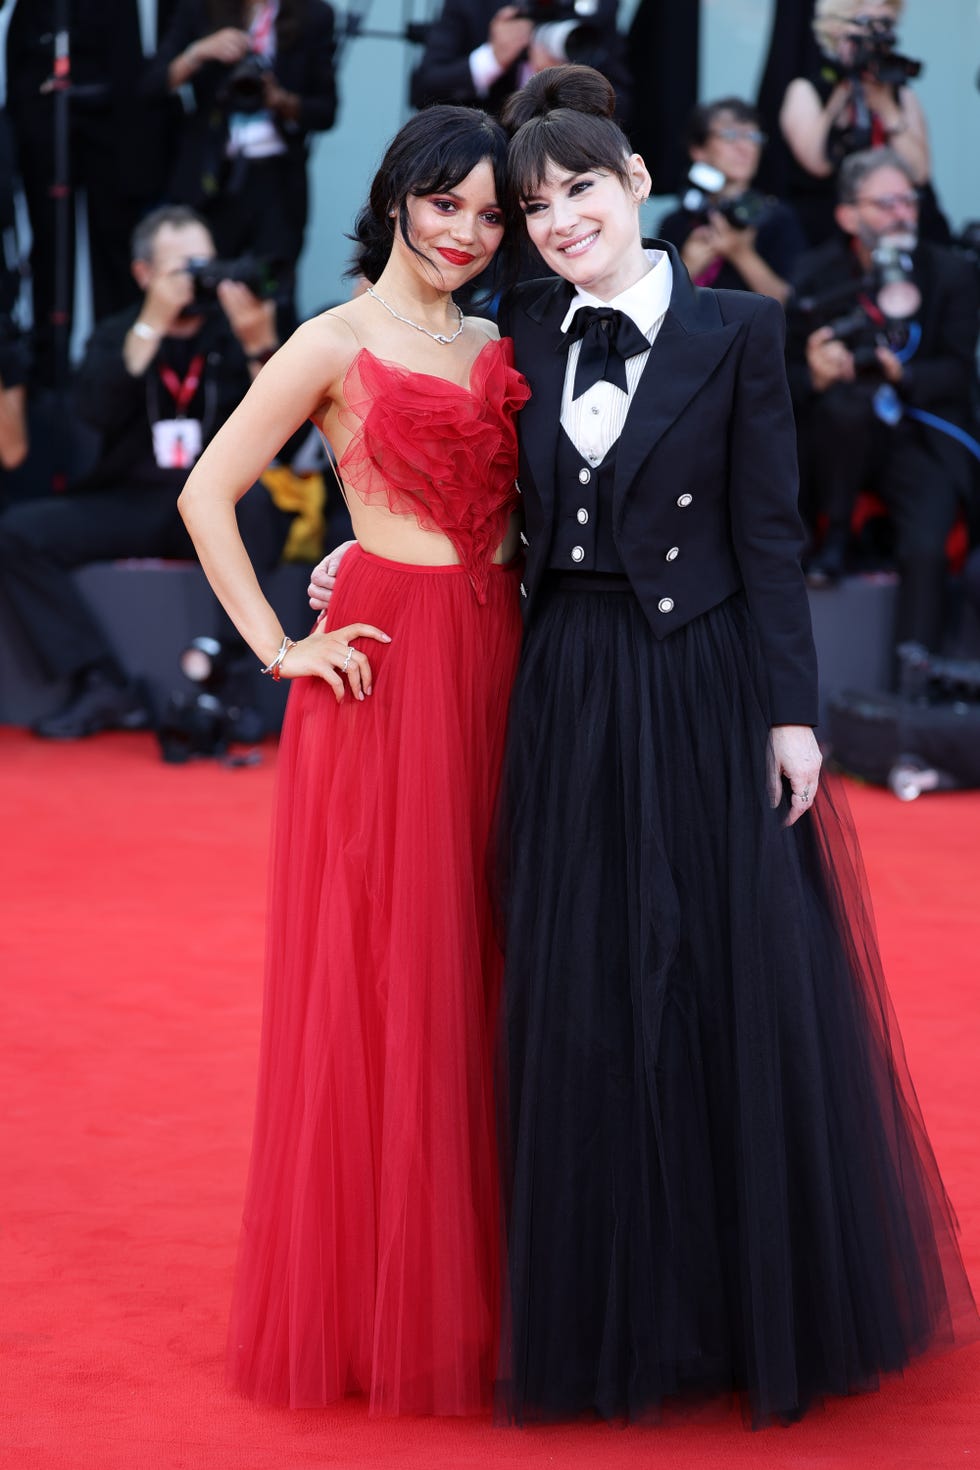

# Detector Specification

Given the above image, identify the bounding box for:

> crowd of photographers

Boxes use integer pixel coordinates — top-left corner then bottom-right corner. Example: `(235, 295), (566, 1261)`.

(0, 0), (977, 741)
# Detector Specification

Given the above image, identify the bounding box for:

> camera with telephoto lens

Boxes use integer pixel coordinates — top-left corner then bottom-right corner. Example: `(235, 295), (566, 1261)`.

(799, 235), (920, 376)
(681, 162), (773, 231)
(513, 0), (610, 68)
(843, 14), (922, 86)
(185, 254), (282, 307)
(217, 51), (270, 115)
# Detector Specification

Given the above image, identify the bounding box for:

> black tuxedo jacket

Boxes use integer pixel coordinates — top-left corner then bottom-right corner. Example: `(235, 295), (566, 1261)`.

(499, 241), (819, 726)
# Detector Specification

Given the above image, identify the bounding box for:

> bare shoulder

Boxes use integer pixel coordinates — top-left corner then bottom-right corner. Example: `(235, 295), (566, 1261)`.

(263, 307), (362, 410)
(781, 76), (819, 118)
(465, 314), (501, 343)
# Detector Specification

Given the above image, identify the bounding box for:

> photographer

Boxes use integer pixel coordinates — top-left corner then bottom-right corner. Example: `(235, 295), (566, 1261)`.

(147, 0), (337, 281)
(779, 0), (947, 247)
(657, 97), (806, 305)
(0, 205), (295, 740)
(409, 0), (631, 121)
(786, 150), (977, 656)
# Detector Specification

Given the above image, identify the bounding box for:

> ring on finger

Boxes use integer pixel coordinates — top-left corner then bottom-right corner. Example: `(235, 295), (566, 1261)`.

(341, 645), (355, 673)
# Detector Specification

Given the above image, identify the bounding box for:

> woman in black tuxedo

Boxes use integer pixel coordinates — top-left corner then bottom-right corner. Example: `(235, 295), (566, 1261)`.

(494, 66), (976, 1427)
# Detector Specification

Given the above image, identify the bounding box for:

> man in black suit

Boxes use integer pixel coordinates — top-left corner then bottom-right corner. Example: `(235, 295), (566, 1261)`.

(786, 148), (978, 654)
(0, 205), (293, 739)
(409, 0), (631, 123)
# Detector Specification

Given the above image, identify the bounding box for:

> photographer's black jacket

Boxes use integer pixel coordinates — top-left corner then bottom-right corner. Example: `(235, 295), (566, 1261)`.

(409, 0), (631, 121)
(146, 0), (337, 212)
(72, 308), (254, 494)
(785, 236), (978, 495)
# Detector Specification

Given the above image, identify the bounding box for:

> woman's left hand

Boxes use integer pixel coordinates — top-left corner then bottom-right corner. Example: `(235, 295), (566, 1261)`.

(768, 724), (822, 827)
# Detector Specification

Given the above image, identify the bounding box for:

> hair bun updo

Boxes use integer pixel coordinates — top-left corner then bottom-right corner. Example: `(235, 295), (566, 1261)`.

(501, 64), (617, 136)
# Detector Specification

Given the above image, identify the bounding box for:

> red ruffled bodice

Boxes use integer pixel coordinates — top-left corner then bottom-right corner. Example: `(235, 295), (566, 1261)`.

(338, 337), (530, 603)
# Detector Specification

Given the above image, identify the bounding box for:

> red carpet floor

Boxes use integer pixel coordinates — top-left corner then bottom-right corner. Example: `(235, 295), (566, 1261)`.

(1, 727), (977, 1470)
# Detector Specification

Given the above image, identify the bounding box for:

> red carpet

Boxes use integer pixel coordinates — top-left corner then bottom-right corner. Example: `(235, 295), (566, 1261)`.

(1, 727), (977, 1469)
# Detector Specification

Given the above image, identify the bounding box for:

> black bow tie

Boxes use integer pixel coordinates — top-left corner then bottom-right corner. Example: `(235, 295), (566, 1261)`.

(560, 306), (650, 400)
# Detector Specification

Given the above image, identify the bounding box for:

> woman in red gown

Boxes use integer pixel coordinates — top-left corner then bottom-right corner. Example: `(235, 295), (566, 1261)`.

(177, 106), (529, 1414)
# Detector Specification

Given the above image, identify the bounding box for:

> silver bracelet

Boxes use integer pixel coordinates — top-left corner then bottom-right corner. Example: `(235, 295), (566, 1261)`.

(259, 635), (295, 682)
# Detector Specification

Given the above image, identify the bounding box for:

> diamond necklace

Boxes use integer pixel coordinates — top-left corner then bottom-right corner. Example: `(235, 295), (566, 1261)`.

(366, 287), (465, 345)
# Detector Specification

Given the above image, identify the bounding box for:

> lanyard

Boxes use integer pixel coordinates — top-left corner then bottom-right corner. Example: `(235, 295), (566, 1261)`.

(250, 0), (278, 57)
(158, 355), (205, 417)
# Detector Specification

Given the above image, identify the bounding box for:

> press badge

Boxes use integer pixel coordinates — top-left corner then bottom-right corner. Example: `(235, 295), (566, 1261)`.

(152, 417), (203, 470)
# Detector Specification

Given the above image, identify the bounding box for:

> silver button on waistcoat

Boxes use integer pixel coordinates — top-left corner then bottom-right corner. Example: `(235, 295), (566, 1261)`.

(658, 597), (674, 613)
(578, 467), (591, 484)
(677, 493), (693, 508)
(576, 508), (589, 525)
(570, 546), (585, 563)
(666, 546), (679, 561)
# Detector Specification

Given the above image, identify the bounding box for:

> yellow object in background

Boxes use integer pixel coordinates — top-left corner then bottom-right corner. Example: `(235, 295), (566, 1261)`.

(260, 466), (326, 563)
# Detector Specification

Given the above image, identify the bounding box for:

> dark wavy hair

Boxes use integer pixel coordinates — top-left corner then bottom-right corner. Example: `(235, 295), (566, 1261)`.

(347, 106), (509, 284)
(502, 65), (632, 207)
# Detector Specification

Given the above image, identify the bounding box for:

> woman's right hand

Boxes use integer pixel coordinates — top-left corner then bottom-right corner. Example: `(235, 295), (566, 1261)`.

(309, 540), (356, 612)
(283, 621), (390, 702)
(187, 28), (252, 70)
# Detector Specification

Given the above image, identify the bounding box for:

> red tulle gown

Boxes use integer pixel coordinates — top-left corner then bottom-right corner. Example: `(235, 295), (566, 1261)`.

(227, 339), (530, 1414)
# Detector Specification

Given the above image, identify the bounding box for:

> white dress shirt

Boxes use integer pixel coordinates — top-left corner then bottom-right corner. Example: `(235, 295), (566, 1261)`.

(559, 249), (673, 467)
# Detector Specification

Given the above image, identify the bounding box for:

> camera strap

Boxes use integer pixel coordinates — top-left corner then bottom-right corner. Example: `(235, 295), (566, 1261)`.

(158, 356), (205, 417)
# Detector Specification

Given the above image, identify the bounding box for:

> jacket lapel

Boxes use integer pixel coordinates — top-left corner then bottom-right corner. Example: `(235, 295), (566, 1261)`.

(512, 276), (573, 522)
(613, 242), (742, 525)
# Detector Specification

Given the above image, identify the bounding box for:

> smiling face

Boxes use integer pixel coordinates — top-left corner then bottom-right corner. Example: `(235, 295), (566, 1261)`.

(520, 157), (651, 301)
(393, 159), (506, 291)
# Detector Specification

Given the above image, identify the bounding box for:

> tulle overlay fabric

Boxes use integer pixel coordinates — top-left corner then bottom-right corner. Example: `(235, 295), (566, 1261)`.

(228, 547), (523, 1414)
(338, 340), (530, 603)
(496, 584), (977, 1427)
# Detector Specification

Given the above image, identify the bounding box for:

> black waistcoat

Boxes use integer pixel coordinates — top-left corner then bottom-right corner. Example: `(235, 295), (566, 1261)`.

(547, 428), (626, 574)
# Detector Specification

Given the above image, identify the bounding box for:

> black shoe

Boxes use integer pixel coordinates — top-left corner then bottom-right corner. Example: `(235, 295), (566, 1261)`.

(804, 536), (848, 590)
(33, 672), (151, 740)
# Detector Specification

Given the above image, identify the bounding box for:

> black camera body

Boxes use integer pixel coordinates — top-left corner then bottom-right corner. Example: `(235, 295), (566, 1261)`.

(185, 255), (281, 306)
(217, 52), (270, 115)
(823, 305), (886, 373)
(157, 690), (235, 763)
(845, 16), (921, 86)
(682, 163), (773, 232)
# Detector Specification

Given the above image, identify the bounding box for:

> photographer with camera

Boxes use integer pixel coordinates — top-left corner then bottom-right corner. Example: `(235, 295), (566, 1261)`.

(657, 98), (806, 305)
(147, 0), (337, 284)
(786, 150), (977, 656)
(779, 0), (948, 248)
(409, 0), (631, 122)
(0, 205), (296, 739)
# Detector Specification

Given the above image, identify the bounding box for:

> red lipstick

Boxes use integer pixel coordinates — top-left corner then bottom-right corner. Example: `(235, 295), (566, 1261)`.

(437, 248), (475, 266)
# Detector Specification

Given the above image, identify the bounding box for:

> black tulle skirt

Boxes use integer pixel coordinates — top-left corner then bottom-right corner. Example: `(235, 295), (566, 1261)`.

(496, 581), (976, 1427)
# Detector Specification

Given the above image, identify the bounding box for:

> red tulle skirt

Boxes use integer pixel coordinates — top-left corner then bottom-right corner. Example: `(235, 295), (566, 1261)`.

(228, 546), (522, 1414)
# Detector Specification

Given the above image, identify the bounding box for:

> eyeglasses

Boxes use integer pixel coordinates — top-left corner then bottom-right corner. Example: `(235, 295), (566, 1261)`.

(854, 192), (919, 210)
(709, 127), (767, 145)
